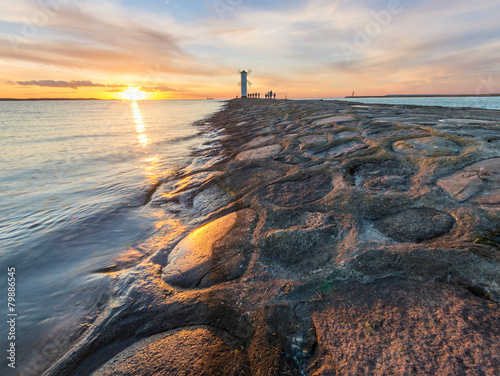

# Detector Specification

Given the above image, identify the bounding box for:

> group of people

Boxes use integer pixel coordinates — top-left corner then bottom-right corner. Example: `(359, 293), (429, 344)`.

(238, 91), (278, 99)
(244, 91), (277, 99)
(265, 91), (276, 99)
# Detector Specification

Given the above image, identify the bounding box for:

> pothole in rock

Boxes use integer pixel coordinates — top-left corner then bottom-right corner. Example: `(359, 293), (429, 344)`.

(261, 175), (332, 207)
(374, 208), (456, 243)
(260, 223), (338, 274)
(349, 160), (415, 193)
(393, 137), (461, 157)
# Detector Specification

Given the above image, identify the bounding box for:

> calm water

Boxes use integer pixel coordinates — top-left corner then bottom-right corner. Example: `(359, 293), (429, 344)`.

(0, 99), (223, 374)
(330, 96), (500, 110)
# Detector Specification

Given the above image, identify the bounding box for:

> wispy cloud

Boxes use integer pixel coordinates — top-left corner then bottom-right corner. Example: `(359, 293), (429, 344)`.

(1, 0), (499, 97)
(140, 85), (179, 92)
(6, 80), (127, 89)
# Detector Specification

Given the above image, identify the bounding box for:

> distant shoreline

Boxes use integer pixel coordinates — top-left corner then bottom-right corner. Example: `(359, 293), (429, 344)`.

(346, 94), (500, 98)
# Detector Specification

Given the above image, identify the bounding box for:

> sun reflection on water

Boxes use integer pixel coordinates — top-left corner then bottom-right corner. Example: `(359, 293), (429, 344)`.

(129, 101), (163, 184)
(132, 100), (149, 147)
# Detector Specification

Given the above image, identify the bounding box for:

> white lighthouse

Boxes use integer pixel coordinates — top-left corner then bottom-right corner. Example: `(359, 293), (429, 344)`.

(240, 70), (248, 98)
(238, 69), (252, 98)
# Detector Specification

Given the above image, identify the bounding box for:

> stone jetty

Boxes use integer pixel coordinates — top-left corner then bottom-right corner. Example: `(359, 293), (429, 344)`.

(46, 99), (500, 376)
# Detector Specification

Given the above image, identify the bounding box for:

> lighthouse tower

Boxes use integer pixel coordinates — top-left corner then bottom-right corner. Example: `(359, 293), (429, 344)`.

(240, 70), (248, 98)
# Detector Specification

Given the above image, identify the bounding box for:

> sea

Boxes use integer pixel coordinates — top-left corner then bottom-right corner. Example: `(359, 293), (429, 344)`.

(0, 99), (224, 375)
(1, 96), (499, 375)
(331, 96), (500, 110)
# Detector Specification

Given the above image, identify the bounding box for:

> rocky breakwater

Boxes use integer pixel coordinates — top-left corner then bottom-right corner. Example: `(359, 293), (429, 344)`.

(46, 99), (500, 375)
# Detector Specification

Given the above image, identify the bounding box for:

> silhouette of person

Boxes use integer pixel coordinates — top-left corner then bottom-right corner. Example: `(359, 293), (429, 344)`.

(258, 93), (260, 98)
(273, 93), (276, 99)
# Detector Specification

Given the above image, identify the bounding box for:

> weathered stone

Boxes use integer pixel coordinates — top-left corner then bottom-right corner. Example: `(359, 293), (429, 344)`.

(351, 160), (415, 193)
(260, 224), (338, 273)
(317, 141), (367, 159)
(235, 144), (282, 161)
(437, 158), (500, 203)
(298, 134), (328, 149)
(241, 135), (274, 149)
(336, 131), (361, 139)
(192, 184), (235, 216)
(221, 167), (284, 196)
(374, 208), (456, 243)
(162, 209), (257, 288)
(311, 279), (500, 376)
(368, 128), (429, 140)
(261, 175), (332, 207)
(312, 115), (355, 125)
(92, 327), (248, 376)
(393, 136), (461, 156)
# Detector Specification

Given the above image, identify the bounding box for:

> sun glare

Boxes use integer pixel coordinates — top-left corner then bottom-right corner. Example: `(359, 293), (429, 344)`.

(122, 87), (145, 100)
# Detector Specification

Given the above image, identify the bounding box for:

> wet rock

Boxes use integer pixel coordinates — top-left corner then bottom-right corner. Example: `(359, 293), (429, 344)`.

(162, 209), (257, 288)
(374, 208), (456, 243)
(351, 160), (415, 193)
(393, 136), (461, 156)
(221, 167), (284, 196)
(235, 144), (282, 161)
(192, 184), (235, 216)
(261, 175), (332, 207)
(437, 158), (500, 203)
(92, 327), (248, 376)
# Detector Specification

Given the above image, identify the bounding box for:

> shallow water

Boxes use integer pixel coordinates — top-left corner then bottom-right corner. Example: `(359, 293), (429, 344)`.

(0, 99), (223, 374)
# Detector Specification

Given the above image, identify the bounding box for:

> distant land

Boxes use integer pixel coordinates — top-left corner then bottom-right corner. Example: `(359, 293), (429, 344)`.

(0, 98), (103, 101)
(346, 94), (500, 98)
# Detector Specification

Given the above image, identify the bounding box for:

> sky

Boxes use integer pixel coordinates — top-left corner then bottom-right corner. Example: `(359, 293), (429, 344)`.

(0, 0), (499, 99)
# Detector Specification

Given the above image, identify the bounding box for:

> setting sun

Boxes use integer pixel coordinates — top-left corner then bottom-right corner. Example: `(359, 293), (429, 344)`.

(122, 87), (146, 100)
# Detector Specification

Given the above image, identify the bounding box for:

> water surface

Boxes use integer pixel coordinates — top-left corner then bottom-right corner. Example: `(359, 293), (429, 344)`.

(0, 99), (223, 374)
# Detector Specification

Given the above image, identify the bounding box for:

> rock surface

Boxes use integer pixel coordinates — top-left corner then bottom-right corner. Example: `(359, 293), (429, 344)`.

(437, 158), (500, 203)
(92, 327), (248, 376)
(163, 209), (257, 288)
(45, 99), (500, 376)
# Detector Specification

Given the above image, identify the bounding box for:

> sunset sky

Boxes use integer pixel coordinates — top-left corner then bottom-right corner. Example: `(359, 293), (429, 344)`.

(1, 0), (499, 99)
